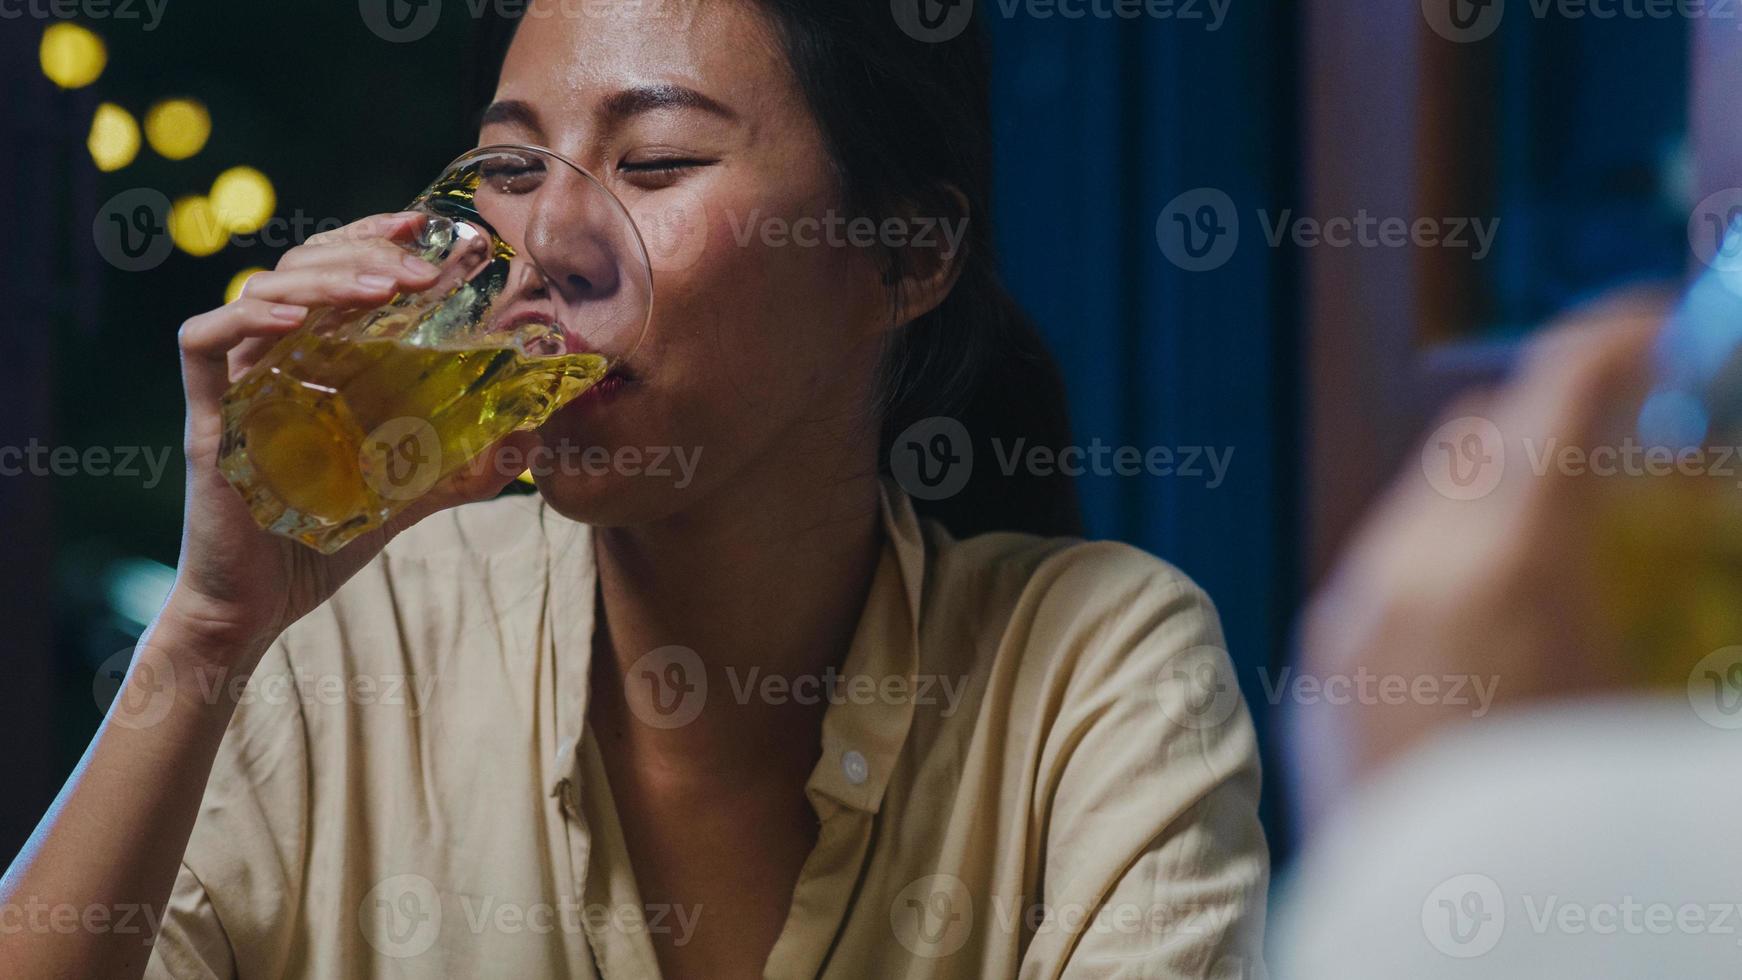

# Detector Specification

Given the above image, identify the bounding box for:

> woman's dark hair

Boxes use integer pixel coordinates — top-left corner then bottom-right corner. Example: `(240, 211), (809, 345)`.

(477, 3), (1082, 539)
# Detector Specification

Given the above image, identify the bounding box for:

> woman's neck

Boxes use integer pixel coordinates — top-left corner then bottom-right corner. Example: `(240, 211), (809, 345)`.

(588, 453), (884, 775)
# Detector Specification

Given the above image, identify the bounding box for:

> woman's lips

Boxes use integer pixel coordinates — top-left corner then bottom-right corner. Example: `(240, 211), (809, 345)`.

(493, 307), (632, 409)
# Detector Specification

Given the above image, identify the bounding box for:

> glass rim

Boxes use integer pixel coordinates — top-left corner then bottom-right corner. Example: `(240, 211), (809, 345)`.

(431, 141), (656, 359)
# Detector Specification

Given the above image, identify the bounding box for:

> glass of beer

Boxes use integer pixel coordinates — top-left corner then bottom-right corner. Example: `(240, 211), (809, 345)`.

(217, 144), (653, 554)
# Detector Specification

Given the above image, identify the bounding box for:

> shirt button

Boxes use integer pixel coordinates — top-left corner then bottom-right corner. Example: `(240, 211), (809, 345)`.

(842, 750), (869, 786)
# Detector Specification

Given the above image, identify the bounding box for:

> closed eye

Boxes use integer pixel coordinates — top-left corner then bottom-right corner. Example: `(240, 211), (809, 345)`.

(618, 158), (716, 188)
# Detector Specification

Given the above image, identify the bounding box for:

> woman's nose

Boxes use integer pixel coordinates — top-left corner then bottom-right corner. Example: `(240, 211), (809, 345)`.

(521, 168), (624, 307)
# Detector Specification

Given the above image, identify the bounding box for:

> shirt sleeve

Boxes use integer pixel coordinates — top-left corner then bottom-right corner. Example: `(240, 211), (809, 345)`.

(1020, 550), (1270, 979)
(144, 863), (234, 980)
(141, 637), (314, 980)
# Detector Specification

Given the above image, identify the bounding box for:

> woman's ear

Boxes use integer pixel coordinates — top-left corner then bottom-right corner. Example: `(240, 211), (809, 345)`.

(876, 183), (971, 334)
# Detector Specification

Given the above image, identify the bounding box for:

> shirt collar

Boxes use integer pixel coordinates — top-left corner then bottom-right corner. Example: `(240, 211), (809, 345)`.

(803, 478), (926, 814)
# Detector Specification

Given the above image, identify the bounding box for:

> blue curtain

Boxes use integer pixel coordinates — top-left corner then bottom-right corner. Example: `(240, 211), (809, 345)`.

(987, 5), (1301, 853)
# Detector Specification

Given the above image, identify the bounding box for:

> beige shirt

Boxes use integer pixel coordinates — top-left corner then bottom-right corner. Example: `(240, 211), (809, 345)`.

(146, 481), (1268, 979)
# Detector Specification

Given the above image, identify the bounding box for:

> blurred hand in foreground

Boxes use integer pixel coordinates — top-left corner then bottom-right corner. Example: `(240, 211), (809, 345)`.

(1292, 291), (1682, 826)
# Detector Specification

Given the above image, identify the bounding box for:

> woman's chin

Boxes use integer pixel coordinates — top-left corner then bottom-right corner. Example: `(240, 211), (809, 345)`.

(528, 470), (688, 529)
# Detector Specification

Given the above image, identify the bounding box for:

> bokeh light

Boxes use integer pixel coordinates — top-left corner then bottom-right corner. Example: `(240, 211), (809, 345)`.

(168, 196), (228, 257)
(224, 266), (267, 304)
(87, 103), (140, 172)
(40, 23), (106, 90)
(144, 99), (212, 160)
(210, 167), (276, 234)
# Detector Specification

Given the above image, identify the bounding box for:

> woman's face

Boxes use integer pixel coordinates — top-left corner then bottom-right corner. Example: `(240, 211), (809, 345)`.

(484, 0), (890, 526)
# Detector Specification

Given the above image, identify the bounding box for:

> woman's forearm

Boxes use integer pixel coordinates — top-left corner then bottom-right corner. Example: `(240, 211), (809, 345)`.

(0, 614), (254, 980)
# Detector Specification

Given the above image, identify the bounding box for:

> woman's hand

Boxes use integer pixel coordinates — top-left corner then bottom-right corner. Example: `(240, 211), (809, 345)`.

(164, 212), (538, 673)
(1291, 292), (1669, 826)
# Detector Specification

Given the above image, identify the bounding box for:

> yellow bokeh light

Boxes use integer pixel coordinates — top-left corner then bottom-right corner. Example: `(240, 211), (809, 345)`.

(40, 23), (106, 90)
(209, 167), (276, 234)
(87, 103), (140, 172)
(168, 196), (228, 257)
(224, 266), (266, 304)
(145, 99), (211, 161)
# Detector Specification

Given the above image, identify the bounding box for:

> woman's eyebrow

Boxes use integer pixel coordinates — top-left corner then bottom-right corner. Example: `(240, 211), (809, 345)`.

(479, 99), (545, 136)
(600, 83), (737, 123)
(479, 85), (735, 139)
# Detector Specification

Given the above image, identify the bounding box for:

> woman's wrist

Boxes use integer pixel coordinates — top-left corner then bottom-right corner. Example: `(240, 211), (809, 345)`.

(154, 587), (280, 668)
(133, 594), (281, 725)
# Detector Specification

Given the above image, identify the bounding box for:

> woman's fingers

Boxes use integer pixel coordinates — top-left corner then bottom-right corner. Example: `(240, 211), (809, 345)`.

(178, 299), (309, 415)
(238, 258), (438, 309)
(278, 212), (427, 272)
(299, 211), (426, 250)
